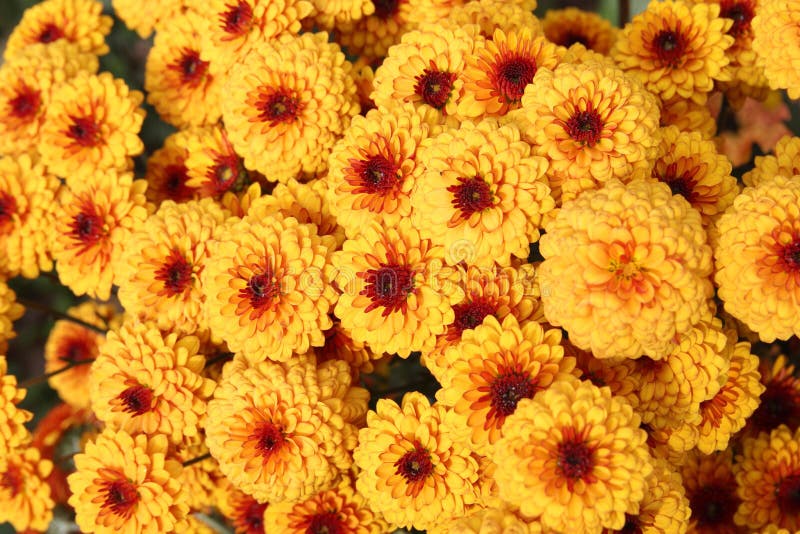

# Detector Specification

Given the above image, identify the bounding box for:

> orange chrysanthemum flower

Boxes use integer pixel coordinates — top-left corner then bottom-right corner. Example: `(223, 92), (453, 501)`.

(144, 129), (199, 205)
(0, 154), (59, 279)
(659, 95), (717, 138)
(332, 219), (462, 357)
(179, 125), (251, 198)
(111, 0), (185, 38)
(743, 135), (800, 187)
(0, 282), (24, 356)
(354, 392), (479, 530)
(203, 215), (337, 363)
(434, 506), (540, 534)
(458, 28), (562, 118)
(752, 0), (800, 100)
(0, 447), (54, 532)
(411, 119), (554, 266)
(326, 103), (441, 238)
(569, 342), (639, 400)
(206, 355), (366, 503)
(68, 430), (189, 533)
(44, 301), (116, 409)
(222, 32), (358, 183)
(0, 355), (32, 456)
(443, 0), (541, 40)
(335, 0), (413, 61)
(436, 315), (576, 452)
(539, 179), (714, 360)
(216, 478), (268, 534)
(513, 62), (660, 203)
(542, 7), (617, 54)
(145, 12), (222, 128)
(492, 380), (653, 532)
(714, 175), (800, 341)
(747, 355), (800, 436)
(118, 199), (227, 336)
(306, 0), (375, 28)
(681, 450), (743, 534)
(39, 72), (145, 179)
(4, 0), (112, 59)
(317, 318), (378, 379)
(51, 170), (150, 300)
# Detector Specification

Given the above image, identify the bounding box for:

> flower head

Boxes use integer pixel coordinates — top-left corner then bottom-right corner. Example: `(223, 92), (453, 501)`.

(747, 355), (800, 436)
(542, 7), (617, 55)
(616, 458), (690, 534)
(144, 129), (199, 205)
(681, 450), (742, 534)
(111, 0), (184, 38)
(0, 355), (32, 457)
(743, 135), (800, 188)
(0, 447), (54, 532)
(444, 0), (541, 40)
(335, 0), (414, 61)
(752, 0), (800, 100)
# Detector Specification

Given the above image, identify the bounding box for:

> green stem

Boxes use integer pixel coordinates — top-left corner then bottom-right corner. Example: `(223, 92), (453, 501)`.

(18, 298), (107, 335)
(19, 358), (94, 389)
(182, 452), (212, 468)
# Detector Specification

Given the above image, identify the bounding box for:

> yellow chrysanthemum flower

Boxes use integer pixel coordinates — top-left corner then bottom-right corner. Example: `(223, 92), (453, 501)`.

(354, 392), (479, 530)
(326, 103), (442, 238)
(659, 95), (717, 138)
(307, 0), (375, 28)
(0, 154), (59, 279)
(568, 341), (640, 400)
(542, 7), (617, 55)
(734, 425), (800, 531)
(714, 175), (800, 341)
(144, 129), (198, 205)
(51, 171), (151, 300)
(4, 0), (112, 59)
(443, 0), (541, 41)
(0, 355), (31, 456)
(680, 450), (742, 534)
(0, 282), (24, 356)
(649, 126), (738, 227)
(435, 314), (577, 453)
(458, 28), (562, 118)
(223, 32), (358, 183)
(206, 355), (365, 503)
(90, 320), (215, 444)
(539, 179), (714, 360)
(492, 380), (653, 532)
(44, 301), (117, 409)
(752, 0), (800, 100)
(435, 506), (541, 534)
(215, 477), (268, 534)
(118, 199), (227, 336)
(179, 125), (252, 198)
(39, 71), (145, 179)
(0, 446), (54, 532)
(513, 62), (659, 203)
(111, 0), (185, 38)
(612, 0), (734, 104)
(411, 119), (554, 267)
(743, 135), (800, 187)
(332, 219), (462, 357)
(335, 0), (414, 61)
(145, 12), (222, 128)
(203, 215), (337, 363)
(68, 429), (189, 533)
(371, 25), (479, 121)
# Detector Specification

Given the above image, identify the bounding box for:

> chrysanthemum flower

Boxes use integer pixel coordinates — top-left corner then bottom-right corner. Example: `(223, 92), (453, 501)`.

(262, 477), (387, 533)
(443, 0), (540, 40)
(680, 450), (742, 534)
(3, 0), (112, 59)
(747, 355), (800, 436)
(206, 355), (365, 503)
(327, 103), (441, 238)
(568, 341), (639, 400)
(539, 179), (714, 360)
(492, 380), (653, 532)
(0, 447), (54, 532)
(0, 154), (59, 279)
(181, 125), (252, 199)
(144, 129), (199, 205)
(90, 321), (215, 444)
(649, 126), (738, 227)
(436, 315), (577, 452)
(354, 392), (479, 530)
(0, 282), (23, 356)
(371, 25), (479, 121)
(752, 0), (800, 100)
(458, 28), (562, 118)
(542, 7), (617, 54)
(612, 0), (734, 104)
(434, 506), (541, 534)
(411, 119), (554, 266)
(332, 219), (461, 357)
(215, 478), (268, 534)
(659, 95), (717, 138)
(39, 71), (145, 179)
(715, 175), (800, 341)
(145, 12), (222, 128)
(335, 0), (413, 62)
(513, 62), (659, 203)
(111, 0), (185, 38)
(306, 0), (375, 28)
(743, 135), (800, 187)
(118, 199), (227, 336)
(317, 318), (378, 379)
(172, 437), (221, 514)
(0, 355), (32, 456)
(222, 32), (358, 183)
(734, 425), (800, 530)
(203, 215), (337, 363)
(51, 170), (150, 300)
(44, 301), (116, 409)
(68, 429), (189, 533)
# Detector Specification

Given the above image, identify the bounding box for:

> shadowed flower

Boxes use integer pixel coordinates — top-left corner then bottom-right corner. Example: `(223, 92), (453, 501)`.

(335, 0), (413, 62)
(746, 355), (800, 436)
(180, 125), (250, 198)
(542, 7), (617, 55)
(681, 450), (744, 534)
(216, 478), (269, 534)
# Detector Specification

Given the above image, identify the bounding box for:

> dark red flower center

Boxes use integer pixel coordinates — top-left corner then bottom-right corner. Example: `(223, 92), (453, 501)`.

(781, 239), (800, 273)
(448, 176), (494, 219)
(689, 484), (738, 526)
(651, 27), (687, 68)
(564, 107), (603, 146)
(59, 337), (93, 363)
(243, 268), (281, 310)
(70, 207), (105, 245)
(557, 428), (595, 491)
(656, 161), (701, 202)
(67, 116), (101, 147)
(561, 32), (590, 48)
(1, 464), (22, 497)
(0, 191), (18, 232)
(350, 154), (400, 195)
(38, 23), (64, 43)
(452, 298), (496, 334)
(373, 0), (399, 19)
(751, 376), (800, 433)
(493, 55), (537, 103)
(258, 89), (302, 126)
(101, 479), (139, 518)
(414, 66), (456, 110)
(221, 0), (253, 36)
(155, 250), (193, 297)
(118, 385), (154, 415)
(163, 163), (194, 202)
(720, 0), (755, 37)
(208, 154), (243, 195)
(777, 474), (800, 515)
(173, 48), (208, 86)
(238, 500), (267, 534)
(253, 421), (285, 459)
(394, 441), (433, 493)
(307, 511), (344, 534)
(361, 264), (414, 316)
(9, 84), (41, 119)
(489, 366), (536, 418)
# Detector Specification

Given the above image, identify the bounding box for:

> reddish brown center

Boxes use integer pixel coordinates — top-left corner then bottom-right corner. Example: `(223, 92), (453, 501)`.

(720, 0), (755, 37)
(238, 500), (268, 534)
(307, 512), (344, 534)
(173, 48), (208, 86)
(751, 377), (800, 433)
(67, 116), (101, 147)
(101, 479), (139, 518)
(373, 0), (399, 19)
(777, 474), (800, 515)
(221, 0), (254, 36)
(565, 108), (603, 146)
(9, 84), (41, 119)
(452, 298), (496, 334)
(253, 421), (285, 459)
(651, 27), (687, 68)
(208, 154), (243, 196)
(163, 164), (194, 202)
(0, 191), (17, 232)
(361, 264), (414, 316)
(59, 338), (93, 363)
(258, 89), (302, 125)
(448, 176), (493, 219)
(493, 55), (537, 103)
(38, 23), (64, 43)
(489, 366), (536, 418)
(394, 442), (433, 488)
(657, 161), (700, 202)
(1, 465), (22, 497)
(70, 207), (105, 245)
(781, 239), (800, 273)
(414, 66), (456, 110)
(243, 268), (280, 310)
(557, 429), (595, 491)
(154, 250), (193, 297)
(351, 154), (400, 195)
(689, 484), (738, 527)
(118, 385), (154, 415)
(561, 32), (590, 48)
